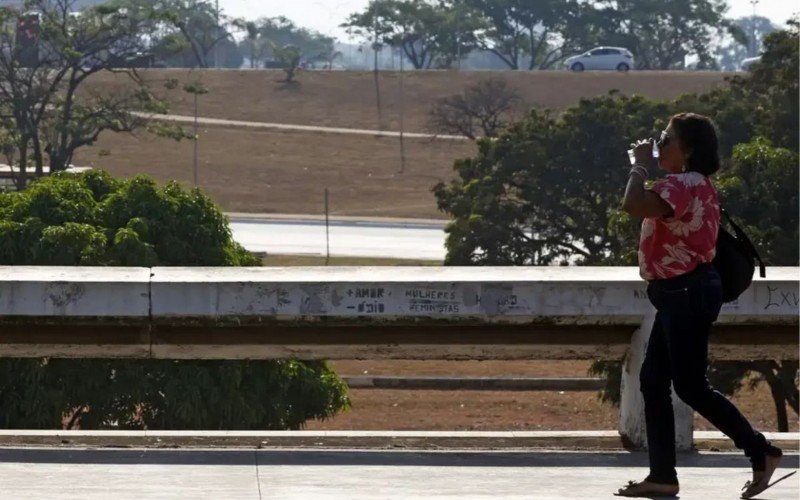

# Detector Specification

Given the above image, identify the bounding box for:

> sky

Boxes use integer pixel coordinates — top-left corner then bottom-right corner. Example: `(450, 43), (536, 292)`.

(220, 0), (799, 41)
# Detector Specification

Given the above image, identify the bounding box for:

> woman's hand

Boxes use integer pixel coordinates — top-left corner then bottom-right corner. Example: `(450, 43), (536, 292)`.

(631, 139), (656, 170)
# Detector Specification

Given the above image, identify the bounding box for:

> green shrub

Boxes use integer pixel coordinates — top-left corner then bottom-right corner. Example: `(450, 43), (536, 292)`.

(0, 171), (349, 429)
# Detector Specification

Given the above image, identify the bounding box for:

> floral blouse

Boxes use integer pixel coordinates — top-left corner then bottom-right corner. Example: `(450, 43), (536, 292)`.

(638, 172), (720, 280)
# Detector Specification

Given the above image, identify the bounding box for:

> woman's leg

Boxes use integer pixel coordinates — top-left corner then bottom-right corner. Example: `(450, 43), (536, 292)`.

(617, 313), (680, 496)
(661, 309), (774, 468)
(639, 311), (679, 484)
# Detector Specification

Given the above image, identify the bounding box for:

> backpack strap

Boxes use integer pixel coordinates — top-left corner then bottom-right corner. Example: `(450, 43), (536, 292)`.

(721, 208), (766, 278)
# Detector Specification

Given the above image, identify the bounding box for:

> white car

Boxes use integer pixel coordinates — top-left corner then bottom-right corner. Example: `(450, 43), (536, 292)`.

(565, 47), (634, 72)
(740, 56), (761, 71)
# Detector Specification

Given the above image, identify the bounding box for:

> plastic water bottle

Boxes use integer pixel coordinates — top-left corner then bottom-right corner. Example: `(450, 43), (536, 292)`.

(628, 139), (659, 165)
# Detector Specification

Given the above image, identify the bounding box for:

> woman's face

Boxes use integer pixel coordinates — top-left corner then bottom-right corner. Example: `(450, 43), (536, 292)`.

(657, 123), (686, 174)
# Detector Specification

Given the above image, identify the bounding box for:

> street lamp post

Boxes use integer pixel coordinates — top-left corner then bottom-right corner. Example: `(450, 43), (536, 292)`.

(455, 1), (461, 70)
(184, 80), (208, 187)
(213, 0), (220, 68)
(398, 45), (405, 173)
(193, 91), (199, 186)
(750, 0), (759, 57)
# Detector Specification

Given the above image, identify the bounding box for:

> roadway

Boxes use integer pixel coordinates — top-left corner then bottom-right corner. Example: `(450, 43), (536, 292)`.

(0, 447), (796, 499)
(228, 214), (447, 260)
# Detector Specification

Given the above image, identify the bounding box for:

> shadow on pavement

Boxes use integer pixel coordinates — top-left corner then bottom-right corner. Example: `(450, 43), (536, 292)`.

(0, 448), (797, 468)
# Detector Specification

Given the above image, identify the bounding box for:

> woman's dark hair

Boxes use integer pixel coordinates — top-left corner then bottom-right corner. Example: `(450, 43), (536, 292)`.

(670, 112), (720, 176)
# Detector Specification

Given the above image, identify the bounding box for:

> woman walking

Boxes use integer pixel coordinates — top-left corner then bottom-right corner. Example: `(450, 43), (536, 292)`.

(614, 113), (783, 499)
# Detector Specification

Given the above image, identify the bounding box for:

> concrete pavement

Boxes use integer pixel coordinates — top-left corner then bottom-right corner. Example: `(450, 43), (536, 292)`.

(134, 112), (470, 141)
(0, 447), (796, 499)
(0, 430), (797, 452)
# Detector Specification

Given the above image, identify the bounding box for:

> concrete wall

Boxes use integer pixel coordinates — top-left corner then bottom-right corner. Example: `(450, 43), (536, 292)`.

(147, 266), (799, 321)
(0, 265), (797, 449)
(3, 266), (796, 322)
(2, 266), (795, 360)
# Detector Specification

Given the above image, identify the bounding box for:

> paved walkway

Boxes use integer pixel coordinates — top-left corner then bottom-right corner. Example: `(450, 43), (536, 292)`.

(0, 448), (796, 499)
(134, 112), (469, 141)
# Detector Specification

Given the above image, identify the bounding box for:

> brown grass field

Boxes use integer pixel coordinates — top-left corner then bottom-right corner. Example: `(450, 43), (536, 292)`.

(76, 70), (732, 217)
(308, 360), (797, 433)
(86, 69), (730, 131)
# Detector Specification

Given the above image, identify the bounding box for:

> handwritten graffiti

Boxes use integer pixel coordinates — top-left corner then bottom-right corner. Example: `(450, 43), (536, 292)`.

(275, 288), (290, 307)
(404, 289), (455, 300)
(348, 287), (385, 299)
(764, 286), (799, 310)
(496, 294), (518, 307)
(357, 301), (385, 313)
(409, 302), (460, 313)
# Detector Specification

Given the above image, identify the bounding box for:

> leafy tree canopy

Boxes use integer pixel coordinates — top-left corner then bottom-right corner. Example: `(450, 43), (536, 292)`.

(462, 0), (598, 70)
(590, 0), (742, 69)
(716, 16), (779, 70)
(0, 171), (350, 429)
(434, 23), (799, 429)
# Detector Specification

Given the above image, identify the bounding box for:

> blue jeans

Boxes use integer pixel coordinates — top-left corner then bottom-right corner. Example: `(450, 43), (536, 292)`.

(641, 263), (770, 484)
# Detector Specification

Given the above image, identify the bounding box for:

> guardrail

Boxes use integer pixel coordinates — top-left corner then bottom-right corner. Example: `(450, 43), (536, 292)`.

(0, 265), (797, 449)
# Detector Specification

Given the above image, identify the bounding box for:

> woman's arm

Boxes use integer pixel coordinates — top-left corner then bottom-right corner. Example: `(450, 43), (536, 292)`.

(621, 172), (674, 218)
(621, 140), (674, 218)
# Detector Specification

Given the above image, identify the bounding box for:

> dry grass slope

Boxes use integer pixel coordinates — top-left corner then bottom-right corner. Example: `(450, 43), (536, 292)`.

(78, 70), (731, 216)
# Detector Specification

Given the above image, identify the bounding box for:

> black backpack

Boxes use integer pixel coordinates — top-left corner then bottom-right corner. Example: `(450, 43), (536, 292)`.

(712, 209), (766, 303)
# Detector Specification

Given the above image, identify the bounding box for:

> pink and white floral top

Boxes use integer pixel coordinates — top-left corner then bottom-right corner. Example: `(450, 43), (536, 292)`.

(638, 172), (720, 280)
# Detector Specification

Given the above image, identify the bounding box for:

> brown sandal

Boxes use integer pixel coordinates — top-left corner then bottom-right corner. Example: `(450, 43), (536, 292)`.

(741, 454), (795, 499)
(615, 479), (680, 497)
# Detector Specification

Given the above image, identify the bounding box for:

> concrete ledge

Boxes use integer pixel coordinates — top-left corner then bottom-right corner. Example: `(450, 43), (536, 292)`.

(342, 376), (605, 391)
(0, 430), (795, 452)
(2, 266), (796, 360)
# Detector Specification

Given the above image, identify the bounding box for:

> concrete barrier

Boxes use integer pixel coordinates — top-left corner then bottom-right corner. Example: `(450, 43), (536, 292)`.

(0, 265), (797, 449)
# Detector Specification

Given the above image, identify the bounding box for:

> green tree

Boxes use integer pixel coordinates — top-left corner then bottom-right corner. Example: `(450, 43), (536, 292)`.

(238, 20), (267, 68)
(739, 20), (799, 152)
(717, 138), (799, 266)
(433, 92), (669, 266)
(270, 42), (302, 83)
(460, 0), (594, 70)
(343, 0), (432, 69)
(247, 16), (334, 67)
(0, 171), (350, 429)
(109, 0), (239, 68)
(715, 16), (778, 70)
(0, 0), (178, 190)
(343, 0), (478, 70)
(342, 2), (392, 128)
(429, 0), (482, 69)
(592, 0), (744, 69)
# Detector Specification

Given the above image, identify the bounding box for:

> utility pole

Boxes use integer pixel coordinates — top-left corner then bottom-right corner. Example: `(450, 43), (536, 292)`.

(455, 1), (461, 70)
(184, 80), (208, 187)
(750, 0), (759, 57)
(398, 46), (405, 173)
(213, 0), (220, 68)
(324, 188), (330, 265)
(193, 91), (199, 186)
(372, 1), (383, 130)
